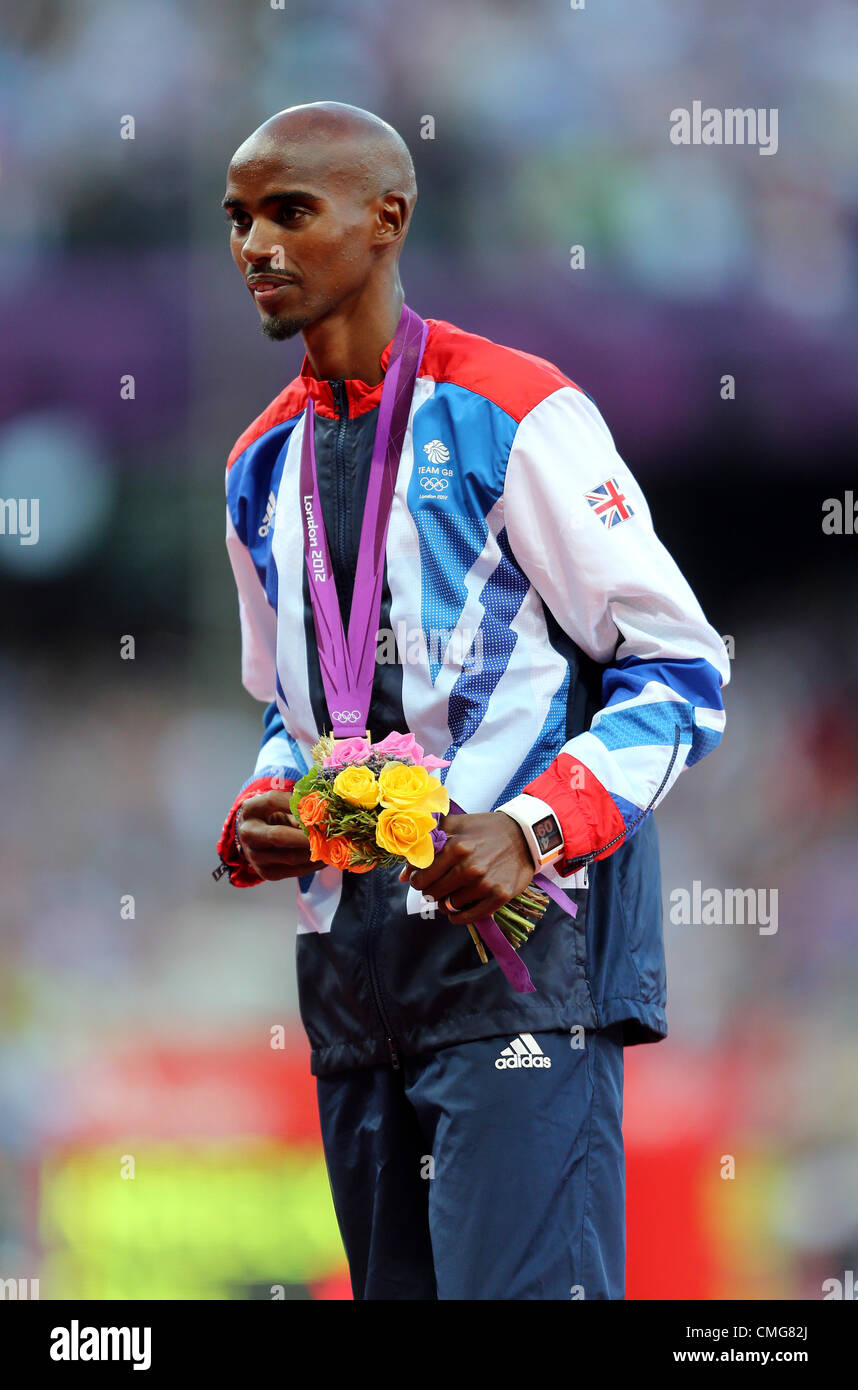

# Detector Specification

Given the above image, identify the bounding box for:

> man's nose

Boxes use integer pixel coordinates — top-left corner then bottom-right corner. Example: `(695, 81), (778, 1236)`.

(240, 223), (280, 265)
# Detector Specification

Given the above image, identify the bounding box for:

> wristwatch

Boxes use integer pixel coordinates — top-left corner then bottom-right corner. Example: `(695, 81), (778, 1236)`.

(494, 793), (565, 870)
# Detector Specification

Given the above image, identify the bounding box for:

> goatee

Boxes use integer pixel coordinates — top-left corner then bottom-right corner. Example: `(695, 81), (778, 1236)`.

(259, 313), (308, 342)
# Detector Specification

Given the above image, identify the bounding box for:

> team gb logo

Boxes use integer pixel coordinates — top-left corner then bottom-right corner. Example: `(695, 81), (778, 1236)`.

(423, 439), (450, 464)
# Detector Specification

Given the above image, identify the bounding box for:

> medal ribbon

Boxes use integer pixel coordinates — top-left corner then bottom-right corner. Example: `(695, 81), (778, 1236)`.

(300, 303), (427, 738)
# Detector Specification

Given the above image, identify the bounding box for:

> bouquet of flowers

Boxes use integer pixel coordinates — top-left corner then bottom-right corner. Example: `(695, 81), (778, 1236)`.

(288, 729), (549, 961)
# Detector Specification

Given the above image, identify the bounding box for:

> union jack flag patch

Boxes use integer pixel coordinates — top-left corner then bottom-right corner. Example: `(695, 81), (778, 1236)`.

(585, 477), (634, 528)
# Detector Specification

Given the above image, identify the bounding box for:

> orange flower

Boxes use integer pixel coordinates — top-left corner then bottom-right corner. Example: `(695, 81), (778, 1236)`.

(307, 826), (330, 863)
(307, 823), (375, 873)
(323, 835), (354, 871)
(298, 791), (328, 827)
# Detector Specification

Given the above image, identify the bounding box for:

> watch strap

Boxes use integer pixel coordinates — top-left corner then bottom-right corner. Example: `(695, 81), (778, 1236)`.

(494, 792), (565, 870)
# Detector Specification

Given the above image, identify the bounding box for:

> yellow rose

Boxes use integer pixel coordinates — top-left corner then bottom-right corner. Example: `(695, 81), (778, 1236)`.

(377, 761), (450, 815)
(375, 807), (437, 868)
(332, 764), (380, 809)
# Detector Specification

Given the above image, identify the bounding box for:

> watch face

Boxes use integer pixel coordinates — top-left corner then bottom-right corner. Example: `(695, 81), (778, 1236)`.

(533, 814), (563, 854)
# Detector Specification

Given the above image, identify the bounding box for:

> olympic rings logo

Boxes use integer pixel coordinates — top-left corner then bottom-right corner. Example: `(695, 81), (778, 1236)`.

(419, 476), (449, 492)
(331, 709), (362, 722)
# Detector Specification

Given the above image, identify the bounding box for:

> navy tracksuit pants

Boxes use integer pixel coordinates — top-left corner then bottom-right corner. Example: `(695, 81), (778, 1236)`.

(315, 1023), (626, 1300)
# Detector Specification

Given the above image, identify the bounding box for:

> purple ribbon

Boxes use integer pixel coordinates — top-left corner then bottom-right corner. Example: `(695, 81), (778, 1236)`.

(300, 303), (428, 738)
(439, 798), (578, 995)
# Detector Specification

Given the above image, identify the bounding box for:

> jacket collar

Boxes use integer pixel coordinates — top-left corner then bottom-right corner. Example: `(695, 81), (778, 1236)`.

(298, 332), (395, 419)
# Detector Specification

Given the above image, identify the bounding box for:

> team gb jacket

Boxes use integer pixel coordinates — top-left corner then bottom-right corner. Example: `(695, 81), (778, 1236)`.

(216, 314), (729, 1076)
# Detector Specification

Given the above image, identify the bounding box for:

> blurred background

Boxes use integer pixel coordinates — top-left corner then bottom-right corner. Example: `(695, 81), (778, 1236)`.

(1, 0), (856, 1299)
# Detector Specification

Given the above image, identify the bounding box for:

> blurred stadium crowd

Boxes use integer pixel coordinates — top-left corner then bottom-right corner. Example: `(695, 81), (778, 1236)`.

(0, 0), (856, 1298)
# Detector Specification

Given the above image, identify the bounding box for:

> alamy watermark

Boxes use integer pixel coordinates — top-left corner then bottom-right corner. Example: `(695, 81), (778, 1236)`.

(0, 497), (39, 545)
(822, 491), (857, 535)
(0, 1277), (39, 1299)
(669, 881), (778, 936)
(50, 1321), (151, 1370)
(670, 102), (778, 156)
(376, 622), (484, 673)
(822, 1270), (858, 1300)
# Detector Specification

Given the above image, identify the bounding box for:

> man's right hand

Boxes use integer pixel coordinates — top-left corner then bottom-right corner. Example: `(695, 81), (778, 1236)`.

(236, 790), (324, 881)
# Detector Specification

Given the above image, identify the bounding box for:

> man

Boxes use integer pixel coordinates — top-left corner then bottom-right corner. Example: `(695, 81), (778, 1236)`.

(215, 101), (729, 1300)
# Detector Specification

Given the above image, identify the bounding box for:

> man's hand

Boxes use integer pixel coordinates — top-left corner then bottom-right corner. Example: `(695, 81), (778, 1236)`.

(401, 812), (535, 924)
(236, 790), (325, 881)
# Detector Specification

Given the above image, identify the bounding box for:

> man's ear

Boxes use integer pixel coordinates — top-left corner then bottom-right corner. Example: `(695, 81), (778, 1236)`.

(376, 191), (409, 244)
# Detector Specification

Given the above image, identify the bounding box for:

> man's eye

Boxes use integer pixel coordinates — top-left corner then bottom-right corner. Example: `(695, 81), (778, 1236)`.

(282, 207), (306, 224)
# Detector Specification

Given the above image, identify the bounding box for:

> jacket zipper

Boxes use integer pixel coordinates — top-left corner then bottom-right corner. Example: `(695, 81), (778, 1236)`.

(328, 377), (398, 1067)
(326, 378), (397, 1061)
(365, 877), (401, 1070)
(329, 379), (349, 591)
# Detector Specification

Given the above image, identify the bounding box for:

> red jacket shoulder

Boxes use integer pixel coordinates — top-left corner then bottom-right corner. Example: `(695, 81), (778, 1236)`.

(421, 318), (580, 424)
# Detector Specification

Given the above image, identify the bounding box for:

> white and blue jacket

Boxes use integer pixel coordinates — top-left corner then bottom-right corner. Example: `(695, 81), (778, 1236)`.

(217, 316), (729, 1075)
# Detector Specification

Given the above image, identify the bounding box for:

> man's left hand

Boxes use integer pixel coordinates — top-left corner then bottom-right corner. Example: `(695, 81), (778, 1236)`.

(401, 812), (535, 924)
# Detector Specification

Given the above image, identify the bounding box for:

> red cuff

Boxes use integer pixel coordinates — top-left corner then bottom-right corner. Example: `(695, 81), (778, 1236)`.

(522, 752), (626, 876)
(216, 775), (296, 887)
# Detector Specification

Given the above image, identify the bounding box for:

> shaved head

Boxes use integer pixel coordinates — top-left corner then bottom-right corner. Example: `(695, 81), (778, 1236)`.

(223, 102), (417, 344)
(233, 102), (417, 216)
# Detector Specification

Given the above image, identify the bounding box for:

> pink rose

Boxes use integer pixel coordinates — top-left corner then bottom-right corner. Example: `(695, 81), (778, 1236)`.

(323, 735), (373, 769)
(418, 752), (451, 770)
(372, 730), (450, 770)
